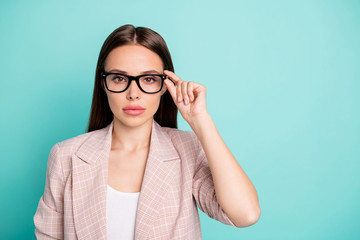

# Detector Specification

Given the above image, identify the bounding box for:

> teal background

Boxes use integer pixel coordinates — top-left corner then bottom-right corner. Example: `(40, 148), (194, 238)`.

(1, 0), (359, 239)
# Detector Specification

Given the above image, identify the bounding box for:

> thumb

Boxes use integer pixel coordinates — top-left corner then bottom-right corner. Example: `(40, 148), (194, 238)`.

(164, 79), (177, 102)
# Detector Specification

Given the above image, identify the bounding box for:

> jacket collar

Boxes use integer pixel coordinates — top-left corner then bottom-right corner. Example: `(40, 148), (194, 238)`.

(75, 119), (179, 164)
(71, 119), (181, 240)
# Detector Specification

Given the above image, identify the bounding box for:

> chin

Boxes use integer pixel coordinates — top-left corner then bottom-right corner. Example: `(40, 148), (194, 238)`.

(114, 114), (153, 128)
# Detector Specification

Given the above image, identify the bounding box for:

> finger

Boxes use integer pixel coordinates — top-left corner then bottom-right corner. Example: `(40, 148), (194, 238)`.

(176, 80), (182, 102)
(164, 70), (182, 85)
(187, 81), (195, 101)
(181, 81), (189, 105)
(164, 79), (177, 103)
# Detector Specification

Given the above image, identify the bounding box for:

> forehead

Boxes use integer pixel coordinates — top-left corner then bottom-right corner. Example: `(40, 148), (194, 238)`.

(104, 44), (164, 73)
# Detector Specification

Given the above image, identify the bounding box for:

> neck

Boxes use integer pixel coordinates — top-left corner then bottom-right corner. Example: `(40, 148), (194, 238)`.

(111, 118), (153, 152)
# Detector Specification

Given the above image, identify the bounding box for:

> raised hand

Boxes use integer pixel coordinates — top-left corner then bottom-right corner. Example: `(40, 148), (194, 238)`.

(163, 70), (208, 126)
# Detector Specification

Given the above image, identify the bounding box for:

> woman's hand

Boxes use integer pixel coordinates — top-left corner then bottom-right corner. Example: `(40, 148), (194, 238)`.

(163, 70), (208, 126)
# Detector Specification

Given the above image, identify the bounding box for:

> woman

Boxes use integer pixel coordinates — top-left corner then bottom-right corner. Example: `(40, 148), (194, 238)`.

(33, 24), (261, 240)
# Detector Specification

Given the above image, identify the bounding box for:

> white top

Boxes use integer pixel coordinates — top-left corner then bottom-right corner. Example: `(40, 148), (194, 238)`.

(106, 184), (140, 240)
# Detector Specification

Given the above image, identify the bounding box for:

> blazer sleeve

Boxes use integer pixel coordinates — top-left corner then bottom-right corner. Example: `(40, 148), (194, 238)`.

(33, 143), (65, 239)
(191, 134), (238, 227)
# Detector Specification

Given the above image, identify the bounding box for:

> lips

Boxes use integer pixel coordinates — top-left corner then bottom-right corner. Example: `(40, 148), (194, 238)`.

(123, 105), (145, 110)
(122, 105), (146, 116)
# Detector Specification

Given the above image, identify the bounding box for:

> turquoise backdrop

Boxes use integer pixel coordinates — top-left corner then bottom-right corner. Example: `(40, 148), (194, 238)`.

(1, 0), (359, 239)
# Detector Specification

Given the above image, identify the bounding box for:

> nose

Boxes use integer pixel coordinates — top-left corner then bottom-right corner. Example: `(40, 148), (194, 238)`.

(126, 80), (141, 100)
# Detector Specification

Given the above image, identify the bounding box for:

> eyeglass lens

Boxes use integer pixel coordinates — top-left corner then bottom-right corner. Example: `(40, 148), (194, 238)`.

(105, 74), (162, 93)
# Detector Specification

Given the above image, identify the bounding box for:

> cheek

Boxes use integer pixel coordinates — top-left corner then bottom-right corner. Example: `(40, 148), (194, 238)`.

(106, 93), (123, 114)
(147, 94), (162, 113)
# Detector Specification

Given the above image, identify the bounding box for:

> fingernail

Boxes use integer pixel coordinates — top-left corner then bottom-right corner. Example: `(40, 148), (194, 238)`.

(178, 96), (182, 102)
(185, 98), (189, 104)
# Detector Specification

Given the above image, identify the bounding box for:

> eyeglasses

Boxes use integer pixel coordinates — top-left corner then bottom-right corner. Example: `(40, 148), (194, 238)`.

(101, 72), (172, 94)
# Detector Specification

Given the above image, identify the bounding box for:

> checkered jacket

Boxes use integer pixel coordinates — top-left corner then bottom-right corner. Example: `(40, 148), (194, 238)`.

(33, 119), (236, 239)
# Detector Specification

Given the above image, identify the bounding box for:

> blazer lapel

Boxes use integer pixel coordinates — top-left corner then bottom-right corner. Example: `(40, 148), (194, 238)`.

(72, 121), (113, 240)
(72, 119), (180, 240)
(134, 120), (180, 239)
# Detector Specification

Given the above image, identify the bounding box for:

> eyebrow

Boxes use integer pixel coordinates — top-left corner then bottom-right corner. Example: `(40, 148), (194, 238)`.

(107, 69), (161, 74)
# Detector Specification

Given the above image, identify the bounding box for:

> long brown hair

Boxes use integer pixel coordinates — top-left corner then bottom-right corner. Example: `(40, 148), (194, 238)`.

(86, 24), (178, 132)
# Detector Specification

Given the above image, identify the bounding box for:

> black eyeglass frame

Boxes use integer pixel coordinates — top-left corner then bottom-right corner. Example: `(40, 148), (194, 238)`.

(101, 72), (174, 94)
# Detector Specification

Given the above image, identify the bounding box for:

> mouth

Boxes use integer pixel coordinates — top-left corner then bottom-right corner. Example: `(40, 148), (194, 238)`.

(122, 106), (146, 116)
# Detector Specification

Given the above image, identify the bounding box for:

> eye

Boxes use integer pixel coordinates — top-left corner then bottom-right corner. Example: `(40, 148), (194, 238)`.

(142, 76), (160, 84)
(144, 77), (156, 82)
(111, 74), (127, 82)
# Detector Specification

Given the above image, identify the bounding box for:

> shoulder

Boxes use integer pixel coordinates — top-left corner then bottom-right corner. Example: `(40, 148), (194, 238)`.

(163, 126), (197, 142)
(161, 126), (202, 155)
(45, 124), (111, 178)
(51, 127), (107, 156)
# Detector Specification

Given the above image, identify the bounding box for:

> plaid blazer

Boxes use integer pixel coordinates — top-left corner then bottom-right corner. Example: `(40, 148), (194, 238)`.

(33, 119), (237, 239)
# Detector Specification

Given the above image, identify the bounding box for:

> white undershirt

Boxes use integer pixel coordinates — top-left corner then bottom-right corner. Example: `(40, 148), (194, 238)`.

(106, 184), (140, 240)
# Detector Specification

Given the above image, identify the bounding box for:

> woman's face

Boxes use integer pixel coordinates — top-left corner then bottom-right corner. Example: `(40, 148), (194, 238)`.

(103, 44), (167, 128)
